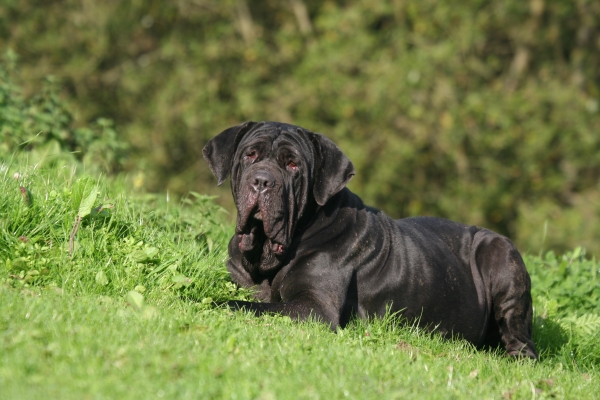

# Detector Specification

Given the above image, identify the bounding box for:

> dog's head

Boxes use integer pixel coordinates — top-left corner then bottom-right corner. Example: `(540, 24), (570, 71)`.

(203, 121), (355, 271)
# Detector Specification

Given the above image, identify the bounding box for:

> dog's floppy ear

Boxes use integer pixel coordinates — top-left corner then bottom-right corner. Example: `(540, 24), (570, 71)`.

(309, 133), (355, 206)
(203, 121), (257, 186)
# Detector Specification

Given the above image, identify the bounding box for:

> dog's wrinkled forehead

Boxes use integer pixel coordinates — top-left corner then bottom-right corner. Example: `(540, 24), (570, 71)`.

(238, 122), (315, 158)
(204, 120), (355, 206)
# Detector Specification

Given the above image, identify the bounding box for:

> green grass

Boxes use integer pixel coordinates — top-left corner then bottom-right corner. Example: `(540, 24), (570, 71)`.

(1, 288), (597, 400)
(1, 161), (599, 399)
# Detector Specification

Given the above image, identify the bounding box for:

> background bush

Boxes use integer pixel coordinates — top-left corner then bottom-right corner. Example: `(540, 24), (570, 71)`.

(1, 0), (600, 255)
(0, 53), (128, 173)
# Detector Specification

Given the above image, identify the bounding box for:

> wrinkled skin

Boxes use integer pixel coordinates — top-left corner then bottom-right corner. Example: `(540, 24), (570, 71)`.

(229, 126), (317, 276)
(203, 121), (538, 359)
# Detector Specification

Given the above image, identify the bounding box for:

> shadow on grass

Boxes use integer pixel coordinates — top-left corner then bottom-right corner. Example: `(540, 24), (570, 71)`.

(533, 315), (600, 370)
(533, 316), (569, 356)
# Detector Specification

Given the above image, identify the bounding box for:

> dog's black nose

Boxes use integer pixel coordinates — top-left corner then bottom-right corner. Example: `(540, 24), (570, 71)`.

(251, 170), (275, 191)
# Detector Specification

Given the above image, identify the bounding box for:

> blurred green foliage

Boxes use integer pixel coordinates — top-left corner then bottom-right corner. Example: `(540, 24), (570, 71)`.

(1, 0), (600, 255)
(0, 51), (128, 173)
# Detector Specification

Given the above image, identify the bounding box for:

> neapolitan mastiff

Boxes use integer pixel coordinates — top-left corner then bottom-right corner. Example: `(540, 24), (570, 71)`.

(202, 121), (538, 359)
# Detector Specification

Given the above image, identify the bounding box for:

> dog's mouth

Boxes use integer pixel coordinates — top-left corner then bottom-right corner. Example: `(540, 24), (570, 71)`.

(237, 207), (285, 256)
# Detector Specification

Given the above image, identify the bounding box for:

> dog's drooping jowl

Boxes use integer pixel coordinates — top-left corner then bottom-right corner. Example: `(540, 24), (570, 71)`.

(202, 121), (538, 359)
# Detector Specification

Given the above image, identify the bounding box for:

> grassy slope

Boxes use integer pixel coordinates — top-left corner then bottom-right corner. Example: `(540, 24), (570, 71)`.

(1, 161), (599, 399)
(1, 289), (596, 400)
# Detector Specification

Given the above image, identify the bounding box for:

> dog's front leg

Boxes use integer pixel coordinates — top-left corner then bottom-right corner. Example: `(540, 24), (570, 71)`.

(227, 296), (341, 330)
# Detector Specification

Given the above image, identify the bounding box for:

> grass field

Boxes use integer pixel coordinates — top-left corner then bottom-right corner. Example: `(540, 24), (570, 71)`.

(1, 160), (599, 399)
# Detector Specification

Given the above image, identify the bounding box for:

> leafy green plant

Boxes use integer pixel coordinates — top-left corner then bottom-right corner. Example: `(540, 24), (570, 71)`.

(533, 291), (600, 369)
(527, 248), (600, 317)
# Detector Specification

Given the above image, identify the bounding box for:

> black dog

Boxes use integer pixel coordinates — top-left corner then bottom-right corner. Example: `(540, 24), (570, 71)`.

(203, 121), (538, 359)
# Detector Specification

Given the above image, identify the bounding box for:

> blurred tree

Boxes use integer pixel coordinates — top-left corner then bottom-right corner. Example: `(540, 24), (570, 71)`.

(1, 0), (599, 255)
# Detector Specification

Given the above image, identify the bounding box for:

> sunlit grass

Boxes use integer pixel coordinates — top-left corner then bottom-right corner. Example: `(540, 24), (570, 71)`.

(1, 162), (599, 399)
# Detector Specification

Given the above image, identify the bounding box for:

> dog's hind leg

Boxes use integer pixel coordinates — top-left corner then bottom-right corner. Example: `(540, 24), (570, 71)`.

(473, 231), (538, 359)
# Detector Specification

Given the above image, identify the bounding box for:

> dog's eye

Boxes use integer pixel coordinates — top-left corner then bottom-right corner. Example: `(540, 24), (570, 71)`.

(245, 151), (257, 161)
(287, 161), (298, 171)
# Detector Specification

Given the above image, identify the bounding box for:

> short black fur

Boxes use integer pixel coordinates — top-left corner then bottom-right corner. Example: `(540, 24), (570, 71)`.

(203, 121), (538, 359)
